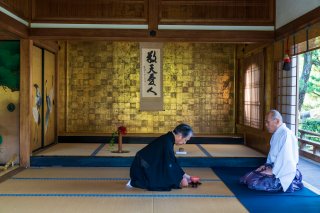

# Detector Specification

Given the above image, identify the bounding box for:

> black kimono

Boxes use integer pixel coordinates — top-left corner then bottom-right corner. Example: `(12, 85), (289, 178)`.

(130, 132), (185, 191)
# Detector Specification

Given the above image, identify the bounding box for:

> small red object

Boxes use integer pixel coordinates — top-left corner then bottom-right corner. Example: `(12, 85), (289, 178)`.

(118, 126), (127, 135)
(190, 176), (200, 183)
(283, 54), (291, 63)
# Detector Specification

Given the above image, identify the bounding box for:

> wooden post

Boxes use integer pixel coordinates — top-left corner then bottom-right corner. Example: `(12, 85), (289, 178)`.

(118, 133), (123, 153)
(20, 39), (32, 167)
(112, 132), (129, 153)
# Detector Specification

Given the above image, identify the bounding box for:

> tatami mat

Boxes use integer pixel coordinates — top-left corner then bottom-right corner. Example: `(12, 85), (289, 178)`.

(201, 144), (265, 157)
(0, 197), (247, 213)
(174, 144), (207, 157)
(0, 167), (248, 213)
(154, 198), (247, 213)
(35, 143), (265, 158)
(13, 167), (131, 178)
(34, 143), (101, 156)
(0, 179), (233, 196)
(96, 144), (145, 157)
(96, 144), (206, 157)
(14, 167), (220, 180)
(0, 197), (154, 213)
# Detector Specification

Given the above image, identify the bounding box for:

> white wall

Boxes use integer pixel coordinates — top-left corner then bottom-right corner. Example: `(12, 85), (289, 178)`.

(276, 0), (320, 29)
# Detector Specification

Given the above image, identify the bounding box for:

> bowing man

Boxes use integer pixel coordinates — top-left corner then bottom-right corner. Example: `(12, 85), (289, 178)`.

(128, 123), (193, 191)
(240, 110), (304, 192)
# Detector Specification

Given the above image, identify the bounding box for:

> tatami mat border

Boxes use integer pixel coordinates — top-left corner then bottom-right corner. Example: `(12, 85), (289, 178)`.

(11, 177), (130, 181)
(0, 193), (236, 198)
(91, 143), (106, 156)
(196, 144), (213, 157)
(10, 177), (221, 182)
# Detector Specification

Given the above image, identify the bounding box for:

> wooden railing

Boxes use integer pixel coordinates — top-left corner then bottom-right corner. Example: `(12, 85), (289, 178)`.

(298, 129), (320, 162)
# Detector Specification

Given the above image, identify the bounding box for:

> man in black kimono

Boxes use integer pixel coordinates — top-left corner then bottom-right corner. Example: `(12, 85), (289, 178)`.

(128, 123), (193, 191)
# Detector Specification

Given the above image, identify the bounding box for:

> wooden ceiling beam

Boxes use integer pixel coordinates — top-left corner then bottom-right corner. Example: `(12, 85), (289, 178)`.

(148, 0), (159, 30)
(29, 28), (274, 43)
(0, 11), (28, 38)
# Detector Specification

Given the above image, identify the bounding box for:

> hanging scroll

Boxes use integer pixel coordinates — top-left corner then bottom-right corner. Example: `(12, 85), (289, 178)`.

(140, 43), (163, 111)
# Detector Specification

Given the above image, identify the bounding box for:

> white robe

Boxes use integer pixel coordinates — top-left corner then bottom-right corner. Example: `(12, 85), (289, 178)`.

(266, 123), (299, 192)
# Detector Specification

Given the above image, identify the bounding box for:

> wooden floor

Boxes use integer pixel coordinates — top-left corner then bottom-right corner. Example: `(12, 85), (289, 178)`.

(0, 167), (248, 213)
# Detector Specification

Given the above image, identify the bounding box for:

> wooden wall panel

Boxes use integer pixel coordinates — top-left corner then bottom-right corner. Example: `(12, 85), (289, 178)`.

(0, 0), (30, 20)
(32, 0), (147, 23)
(159, 0), (274, 25)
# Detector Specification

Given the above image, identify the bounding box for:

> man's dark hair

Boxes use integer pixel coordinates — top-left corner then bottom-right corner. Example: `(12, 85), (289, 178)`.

(173, 123), (193, 138)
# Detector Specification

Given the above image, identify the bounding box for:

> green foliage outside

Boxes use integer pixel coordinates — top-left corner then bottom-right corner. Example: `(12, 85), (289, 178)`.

(307, 75), (320, 94)
(298, 48), (320, 143)
(299, 119), (320, 142)
(301, 119), (320, 133)
(0, 41), (20, 91)
(299, 50), (320, 110)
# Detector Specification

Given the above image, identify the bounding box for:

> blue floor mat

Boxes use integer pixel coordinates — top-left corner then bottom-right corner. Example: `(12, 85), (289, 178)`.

(213, 167), (320, 213)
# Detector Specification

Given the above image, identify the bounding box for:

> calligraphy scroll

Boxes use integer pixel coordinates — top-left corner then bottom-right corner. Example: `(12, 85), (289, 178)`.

(140, 43), (163, 111)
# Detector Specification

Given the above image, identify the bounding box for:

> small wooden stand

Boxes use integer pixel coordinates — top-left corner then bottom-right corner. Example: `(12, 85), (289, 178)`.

(111, 133), (129, 153)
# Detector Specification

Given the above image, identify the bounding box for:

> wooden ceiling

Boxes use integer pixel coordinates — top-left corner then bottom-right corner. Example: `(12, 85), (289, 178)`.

(0, 0), (276, 42)
(1, 0), (274, 25)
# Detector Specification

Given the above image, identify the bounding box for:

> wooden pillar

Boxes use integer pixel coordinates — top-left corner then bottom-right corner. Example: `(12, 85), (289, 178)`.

(148, 0), (159, 31)
(20, 39), (32, 167)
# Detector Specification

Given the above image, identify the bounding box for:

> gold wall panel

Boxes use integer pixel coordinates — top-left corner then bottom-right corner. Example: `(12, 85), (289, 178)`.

(64, 41), (235, 134)
(44, 50), (56, 146)
(31, 46), (42, 151)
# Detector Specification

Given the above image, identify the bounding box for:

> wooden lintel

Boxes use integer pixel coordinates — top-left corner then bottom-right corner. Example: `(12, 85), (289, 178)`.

(33, 40), (59, 53)
(29, 28), (274, 43)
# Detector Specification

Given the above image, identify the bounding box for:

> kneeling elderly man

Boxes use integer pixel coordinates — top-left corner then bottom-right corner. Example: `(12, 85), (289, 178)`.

(240, 110), (303, 192)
